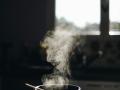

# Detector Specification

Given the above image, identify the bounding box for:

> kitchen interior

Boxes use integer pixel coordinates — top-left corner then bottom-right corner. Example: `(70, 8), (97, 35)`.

(1, 0), (120, 90)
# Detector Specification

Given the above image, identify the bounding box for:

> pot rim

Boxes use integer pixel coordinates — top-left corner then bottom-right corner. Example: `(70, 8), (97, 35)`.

(26, 83), (81, 90)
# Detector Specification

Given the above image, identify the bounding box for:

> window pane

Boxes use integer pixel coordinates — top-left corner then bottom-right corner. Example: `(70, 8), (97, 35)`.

(110, 0), (120, 35)
(55, 0), (100, 35)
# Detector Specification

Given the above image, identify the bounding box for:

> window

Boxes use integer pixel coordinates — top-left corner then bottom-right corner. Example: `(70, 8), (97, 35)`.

(55, 0), (100, 35)
(110, 0), (120, 35)
(55, 0), (120, 35)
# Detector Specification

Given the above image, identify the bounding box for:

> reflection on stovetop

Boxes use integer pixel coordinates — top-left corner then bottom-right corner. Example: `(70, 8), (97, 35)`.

(2, 77), (120, 90)
(70, 80), (120, 90)
(3, 78), (120, 90)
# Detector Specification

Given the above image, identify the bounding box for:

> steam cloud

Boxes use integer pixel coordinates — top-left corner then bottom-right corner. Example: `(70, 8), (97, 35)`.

(41, 26), (80, 90)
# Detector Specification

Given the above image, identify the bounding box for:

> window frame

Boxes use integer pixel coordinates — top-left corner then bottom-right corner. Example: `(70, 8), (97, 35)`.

(100, 0), (109, 36)
(50, 0), (110, 36)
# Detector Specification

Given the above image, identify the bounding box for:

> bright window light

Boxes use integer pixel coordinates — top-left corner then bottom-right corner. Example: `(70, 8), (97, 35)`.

(56, 0), (100, 32)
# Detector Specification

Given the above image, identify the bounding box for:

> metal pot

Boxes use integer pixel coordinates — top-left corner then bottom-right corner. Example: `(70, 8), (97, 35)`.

(26, 83), (81, 90)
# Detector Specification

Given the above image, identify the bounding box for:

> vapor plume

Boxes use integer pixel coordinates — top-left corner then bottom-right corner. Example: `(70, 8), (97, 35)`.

(41, 26), (80, 90)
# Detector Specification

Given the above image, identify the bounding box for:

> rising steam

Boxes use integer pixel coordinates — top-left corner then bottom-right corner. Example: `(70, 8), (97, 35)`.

(41, 26), (80, 89)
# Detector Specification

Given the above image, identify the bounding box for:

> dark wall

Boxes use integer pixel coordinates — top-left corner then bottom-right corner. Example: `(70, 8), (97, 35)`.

(0, 0), (55, 72)
(0, 0), (54, 45)
(0, 1), (55, 90)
